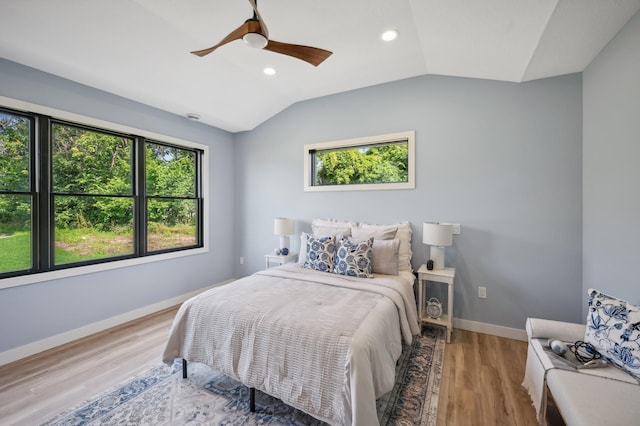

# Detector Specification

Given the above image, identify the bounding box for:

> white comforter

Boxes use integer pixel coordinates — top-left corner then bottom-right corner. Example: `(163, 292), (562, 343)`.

(162, 263), (420, 425)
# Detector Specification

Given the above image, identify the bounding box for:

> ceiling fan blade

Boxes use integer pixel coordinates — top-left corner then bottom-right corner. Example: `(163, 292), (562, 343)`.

(264, 40), (332, 66)
(190, 21), (252, 57)
(247, 0), (269, 38)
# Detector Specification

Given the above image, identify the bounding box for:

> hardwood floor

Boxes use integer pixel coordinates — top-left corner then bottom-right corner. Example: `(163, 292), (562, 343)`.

(0, 307), (178, 426)
(437, 329), (538, 425)
(0, 307), (539, 425)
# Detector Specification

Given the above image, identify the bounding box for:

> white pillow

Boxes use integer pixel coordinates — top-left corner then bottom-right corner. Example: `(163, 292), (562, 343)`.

(359, 221), (412, 272)
(312, 218), (357, 236)
(370, 239), (400, 275)
(298, 232), (309, 264)
(313, 225), (352, 237)
(351, 226), (397, 240)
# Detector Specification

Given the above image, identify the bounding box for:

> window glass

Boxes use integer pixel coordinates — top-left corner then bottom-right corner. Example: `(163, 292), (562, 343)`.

(53, 195), (134, 264)
(52, 124), (132, 194)
(0, 111), (33, 274)
(0, 113), (30, 192)
(0, 195), (32, 273)
(313, 141), (409, 186)
(147, 199), (198, 251)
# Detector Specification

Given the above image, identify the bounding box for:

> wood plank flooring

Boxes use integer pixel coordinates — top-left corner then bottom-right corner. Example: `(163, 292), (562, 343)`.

(437, 329), (539, 425)
(0, 307), (540, 425)
(0, 307), (178, 426)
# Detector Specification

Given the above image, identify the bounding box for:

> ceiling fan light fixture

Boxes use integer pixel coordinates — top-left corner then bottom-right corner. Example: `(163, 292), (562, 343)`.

(381, 29), (398, 42)
(243, 32), (268, 49)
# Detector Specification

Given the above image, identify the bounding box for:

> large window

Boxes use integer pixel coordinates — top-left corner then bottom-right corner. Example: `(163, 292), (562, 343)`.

(0, 106), (204, 281)
(304, 131), (415, 192)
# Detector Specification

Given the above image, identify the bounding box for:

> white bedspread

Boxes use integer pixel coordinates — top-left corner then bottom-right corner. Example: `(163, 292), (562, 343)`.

(162, 263), (419, 426)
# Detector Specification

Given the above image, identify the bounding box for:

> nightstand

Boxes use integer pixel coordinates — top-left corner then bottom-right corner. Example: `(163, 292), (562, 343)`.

(264, 253), (298, 269)
(417, 264), (455, 343)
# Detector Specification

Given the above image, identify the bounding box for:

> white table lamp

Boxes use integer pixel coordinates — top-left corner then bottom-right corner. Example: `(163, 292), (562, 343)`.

(274, 218), (295, 251)
(423, 222), (453, 270)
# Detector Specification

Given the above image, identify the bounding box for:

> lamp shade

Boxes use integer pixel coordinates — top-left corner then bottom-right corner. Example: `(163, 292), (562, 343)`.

(422, 222), (453, 247)
(274, 218), (295, 236)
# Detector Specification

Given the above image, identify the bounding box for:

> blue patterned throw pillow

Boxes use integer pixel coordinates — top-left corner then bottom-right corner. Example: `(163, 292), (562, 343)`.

(333, 237), (373, 278)
(303, 235), (336, 273)
(585, 288), (640, 380)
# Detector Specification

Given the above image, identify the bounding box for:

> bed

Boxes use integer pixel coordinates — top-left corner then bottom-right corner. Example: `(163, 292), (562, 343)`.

(162, 220), (420, 425)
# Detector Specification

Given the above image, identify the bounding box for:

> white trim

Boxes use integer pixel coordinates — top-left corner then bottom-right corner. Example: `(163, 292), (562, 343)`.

(453, 317), (528, 342)
(0, 95), (210, 289)
(0, 279), (235, 367)
(303, 130), (415, 192)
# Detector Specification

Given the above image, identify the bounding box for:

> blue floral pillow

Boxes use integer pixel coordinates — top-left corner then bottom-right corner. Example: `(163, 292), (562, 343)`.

(333, 237), (373, 278)
(585, 288), (640, 379)
(303, 235), (336, 273)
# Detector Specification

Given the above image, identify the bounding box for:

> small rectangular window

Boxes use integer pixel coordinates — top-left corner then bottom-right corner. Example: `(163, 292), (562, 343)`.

(304, 131), (415, 192)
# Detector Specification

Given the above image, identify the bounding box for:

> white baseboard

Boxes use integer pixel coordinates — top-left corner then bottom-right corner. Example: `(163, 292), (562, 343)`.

(453, 318), (528, 342)
(0, 280), (234, 367)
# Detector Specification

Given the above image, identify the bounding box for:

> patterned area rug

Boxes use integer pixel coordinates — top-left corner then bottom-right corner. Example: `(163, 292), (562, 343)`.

(42, 326), (444, 426)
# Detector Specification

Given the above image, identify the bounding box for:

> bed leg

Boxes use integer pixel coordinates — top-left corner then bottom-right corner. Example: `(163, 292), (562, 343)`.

(249, 387), (256, 412)
(182, 359), (188, 378)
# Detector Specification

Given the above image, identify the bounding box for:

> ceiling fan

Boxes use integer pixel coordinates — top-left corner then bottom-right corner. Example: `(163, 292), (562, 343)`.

(191, 0), (332, 66)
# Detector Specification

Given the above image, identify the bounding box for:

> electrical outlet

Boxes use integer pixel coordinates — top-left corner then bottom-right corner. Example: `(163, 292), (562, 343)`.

(239, 257), (244, 265)
(478, 286), (487, 299)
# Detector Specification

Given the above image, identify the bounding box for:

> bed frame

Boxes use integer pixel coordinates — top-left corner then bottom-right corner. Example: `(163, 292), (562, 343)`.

(182, 359), (257, 412)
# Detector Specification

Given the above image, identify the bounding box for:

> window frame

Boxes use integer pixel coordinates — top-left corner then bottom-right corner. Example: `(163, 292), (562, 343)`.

(0, 96), (208, 290)
(49, 119), (138, 268)
(143, 140), (202, 254)
(303, 131), (415, 192)
(0, 108), (37, 275)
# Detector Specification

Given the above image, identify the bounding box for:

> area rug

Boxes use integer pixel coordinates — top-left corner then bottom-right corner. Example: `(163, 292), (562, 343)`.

(42, 326), (444, 426)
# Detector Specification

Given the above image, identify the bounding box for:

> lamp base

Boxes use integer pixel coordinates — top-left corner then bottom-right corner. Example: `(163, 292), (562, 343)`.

(279, 236), (290, 251)
(430, 246), (445, 270)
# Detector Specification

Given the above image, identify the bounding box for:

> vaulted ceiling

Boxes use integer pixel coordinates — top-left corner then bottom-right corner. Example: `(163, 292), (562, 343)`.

(2, 0), (639, 132)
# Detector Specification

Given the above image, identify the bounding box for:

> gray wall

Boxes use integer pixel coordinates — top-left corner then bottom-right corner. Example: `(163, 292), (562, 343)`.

(583, 10), (640, 313)
(0, 59), (236, 352)
(234, 73), (584, 330)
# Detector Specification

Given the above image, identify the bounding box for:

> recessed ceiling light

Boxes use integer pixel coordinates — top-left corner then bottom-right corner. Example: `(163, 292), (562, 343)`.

(263, 67), (276, 76)
(185, 113), (200, 121)
(381, 29), (398, 42)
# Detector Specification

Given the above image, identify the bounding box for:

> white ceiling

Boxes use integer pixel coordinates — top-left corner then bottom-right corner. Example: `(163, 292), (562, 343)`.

(1, 0), (639, 133)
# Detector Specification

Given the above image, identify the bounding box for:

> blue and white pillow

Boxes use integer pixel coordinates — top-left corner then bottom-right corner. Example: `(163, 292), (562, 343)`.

(333, 237), (373, 278)
(585, 288), (640, 380)
(303, 235), (336, 273)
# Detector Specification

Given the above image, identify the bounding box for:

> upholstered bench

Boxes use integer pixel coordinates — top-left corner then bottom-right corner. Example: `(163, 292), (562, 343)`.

(523, 288), (640, 425)
(523, 317), (640, 425)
